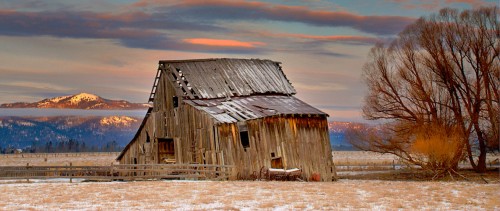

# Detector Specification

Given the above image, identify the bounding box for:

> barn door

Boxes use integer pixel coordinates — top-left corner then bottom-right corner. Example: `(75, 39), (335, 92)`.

(158, 138), (175, 163)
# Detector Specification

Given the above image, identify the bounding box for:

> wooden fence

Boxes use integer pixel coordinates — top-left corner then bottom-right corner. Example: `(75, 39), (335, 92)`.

(0, 164), (234, 182)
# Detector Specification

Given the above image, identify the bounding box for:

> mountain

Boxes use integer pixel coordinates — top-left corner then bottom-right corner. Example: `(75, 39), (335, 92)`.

(0, 116), (141, 150)
(0, 93), (149, 110)
(328, 121), (367, 150)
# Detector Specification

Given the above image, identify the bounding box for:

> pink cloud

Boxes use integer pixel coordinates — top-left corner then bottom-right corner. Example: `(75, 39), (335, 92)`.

(183, 38), (266, 48)
(135, 0), (415, 35)
(282, 34), (380, 44)
(248, 31), (381, 45)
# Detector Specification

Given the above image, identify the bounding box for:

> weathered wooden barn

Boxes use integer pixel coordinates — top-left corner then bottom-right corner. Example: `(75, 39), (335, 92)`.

(117, 58), (334, 181)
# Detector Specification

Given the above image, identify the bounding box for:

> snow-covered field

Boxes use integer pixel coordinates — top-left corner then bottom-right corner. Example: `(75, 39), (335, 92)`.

(1, 152), (499, 210)
(0, 180), (498, 210)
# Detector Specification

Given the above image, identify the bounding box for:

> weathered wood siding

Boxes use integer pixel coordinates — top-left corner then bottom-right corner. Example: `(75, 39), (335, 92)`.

(118, 113), (158, 165)
(217, 116), (333, 181)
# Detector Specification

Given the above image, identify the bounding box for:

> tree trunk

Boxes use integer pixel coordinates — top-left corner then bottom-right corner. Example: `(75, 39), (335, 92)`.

(474, 124), (488, 173)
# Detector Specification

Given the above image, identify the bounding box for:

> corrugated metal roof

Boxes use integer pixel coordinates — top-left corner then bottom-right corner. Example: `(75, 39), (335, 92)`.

(184, 95), (327, 124)
(159, 58), (296, 99)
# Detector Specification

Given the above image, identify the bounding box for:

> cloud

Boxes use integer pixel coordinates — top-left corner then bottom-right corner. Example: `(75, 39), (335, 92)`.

(445, 0), (497, 8)
(0, 10), (264, 54)
(183, 38), (266, 48)
(293, 82), (348, 91)
(252, 31), (381, 45)
(163, 0), (416, 35)
(0, 1), (408, 55)
(0, 81), (72, 92)
(386, 0), (496, 10)
(0, 10), (154, 38)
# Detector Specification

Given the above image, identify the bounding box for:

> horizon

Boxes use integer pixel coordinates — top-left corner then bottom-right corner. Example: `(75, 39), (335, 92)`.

(0, 0), (495, 123)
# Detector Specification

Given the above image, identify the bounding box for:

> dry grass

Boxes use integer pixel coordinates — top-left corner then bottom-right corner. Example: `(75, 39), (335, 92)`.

(0, 152), (119, 166)
(333, 151), (398, 166)
(0, 180), (499, 210)
(333, 151), (500, 168)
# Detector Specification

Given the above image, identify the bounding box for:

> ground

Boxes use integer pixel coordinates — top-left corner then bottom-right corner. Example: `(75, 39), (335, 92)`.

(0, 152), (499, 210)
(0, 180), (499, 210)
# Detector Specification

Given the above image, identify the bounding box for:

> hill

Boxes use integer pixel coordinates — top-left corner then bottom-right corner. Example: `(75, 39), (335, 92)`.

(0, 116), (141, 151)
(0, 93), (149, 110)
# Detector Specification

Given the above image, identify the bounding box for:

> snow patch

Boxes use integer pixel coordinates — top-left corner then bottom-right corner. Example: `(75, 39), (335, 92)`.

(49, 95), (71, 103)
(17, 121), (35, 127)
(100, 116), (137, 126)
(69, 93), (99, 104)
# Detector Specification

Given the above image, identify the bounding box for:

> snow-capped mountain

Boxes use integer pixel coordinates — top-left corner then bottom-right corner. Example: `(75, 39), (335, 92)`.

(0, 93), (149, 110)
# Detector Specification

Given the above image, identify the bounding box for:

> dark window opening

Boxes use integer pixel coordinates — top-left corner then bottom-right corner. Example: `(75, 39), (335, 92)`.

(271, 152), (275, 158)
(158, 138), (175, 163)
(173, 96), (178, 108)
(146, 132), (150, 143)
(240, 131), (250, 148)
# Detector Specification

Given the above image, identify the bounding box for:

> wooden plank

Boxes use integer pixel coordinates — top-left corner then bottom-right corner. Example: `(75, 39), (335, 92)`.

(168, 65), (195, 99)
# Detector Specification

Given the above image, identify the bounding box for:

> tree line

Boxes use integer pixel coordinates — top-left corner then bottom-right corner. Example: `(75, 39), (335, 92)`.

(0, 139), (123, 154)
(349, 6), (499, 175)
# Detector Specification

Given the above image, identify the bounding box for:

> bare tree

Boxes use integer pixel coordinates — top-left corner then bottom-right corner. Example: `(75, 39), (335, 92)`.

(361, 7), (499, 173)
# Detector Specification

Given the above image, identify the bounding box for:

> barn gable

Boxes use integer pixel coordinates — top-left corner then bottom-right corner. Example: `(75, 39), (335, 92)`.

(150, 58), (296, 101)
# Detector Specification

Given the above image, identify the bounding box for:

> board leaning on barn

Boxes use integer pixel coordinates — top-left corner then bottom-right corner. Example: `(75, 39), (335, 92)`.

(117, 58), (334, 181)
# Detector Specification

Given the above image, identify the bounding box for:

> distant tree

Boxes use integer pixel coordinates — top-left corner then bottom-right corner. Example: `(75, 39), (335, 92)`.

(75, 141), (80, 152)
(46, 141), (53, 153)
(81, 142), (87, 152)
(361, 7), (499, 174)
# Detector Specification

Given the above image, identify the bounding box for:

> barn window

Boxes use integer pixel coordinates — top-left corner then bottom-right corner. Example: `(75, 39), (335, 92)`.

(173, 96), (178, 108)
(146, 132), (150, 143)
(238, 122), (250, 149)
(240, 131), (250, 148)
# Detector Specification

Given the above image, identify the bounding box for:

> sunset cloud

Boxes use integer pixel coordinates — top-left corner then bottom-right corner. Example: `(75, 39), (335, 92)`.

(252, 31), (381, 45)
(183, 38), (265, 48)
(165, 0), (416, 35)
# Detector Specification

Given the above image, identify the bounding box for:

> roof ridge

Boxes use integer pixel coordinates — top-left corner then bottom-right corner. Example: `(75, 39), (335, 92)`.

(159, 58), (280, 64)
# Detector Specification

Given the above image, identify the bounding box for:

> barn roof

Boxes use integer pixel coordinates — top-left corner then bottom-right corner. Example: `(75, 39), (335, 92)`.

(185, 95), (327, 124)
(151, 58), (296, 101)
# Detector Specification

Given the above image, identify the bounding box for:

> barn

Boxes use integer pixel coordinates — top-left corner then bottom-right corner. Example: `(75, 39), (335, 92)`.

(116, 58), (334, 181)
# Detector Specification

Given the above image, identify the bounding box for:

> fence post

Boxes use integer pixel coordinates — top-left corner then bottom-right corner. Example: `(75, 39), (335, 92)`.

(26, 163), (30, 183)
(110, 163), (114, 181)
(70, 162), (73, 183)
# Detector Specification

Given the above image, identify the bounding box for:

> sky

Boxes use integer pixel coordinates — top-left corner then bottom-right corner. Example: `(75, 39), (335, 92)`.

(0, 0), (497, 122)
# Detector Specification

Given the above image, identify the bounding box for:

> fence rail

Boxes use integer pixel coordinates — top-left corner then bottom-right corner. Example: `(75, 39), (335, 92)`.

(0, 152), (120, 158)
(0, 163), (234, 182)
